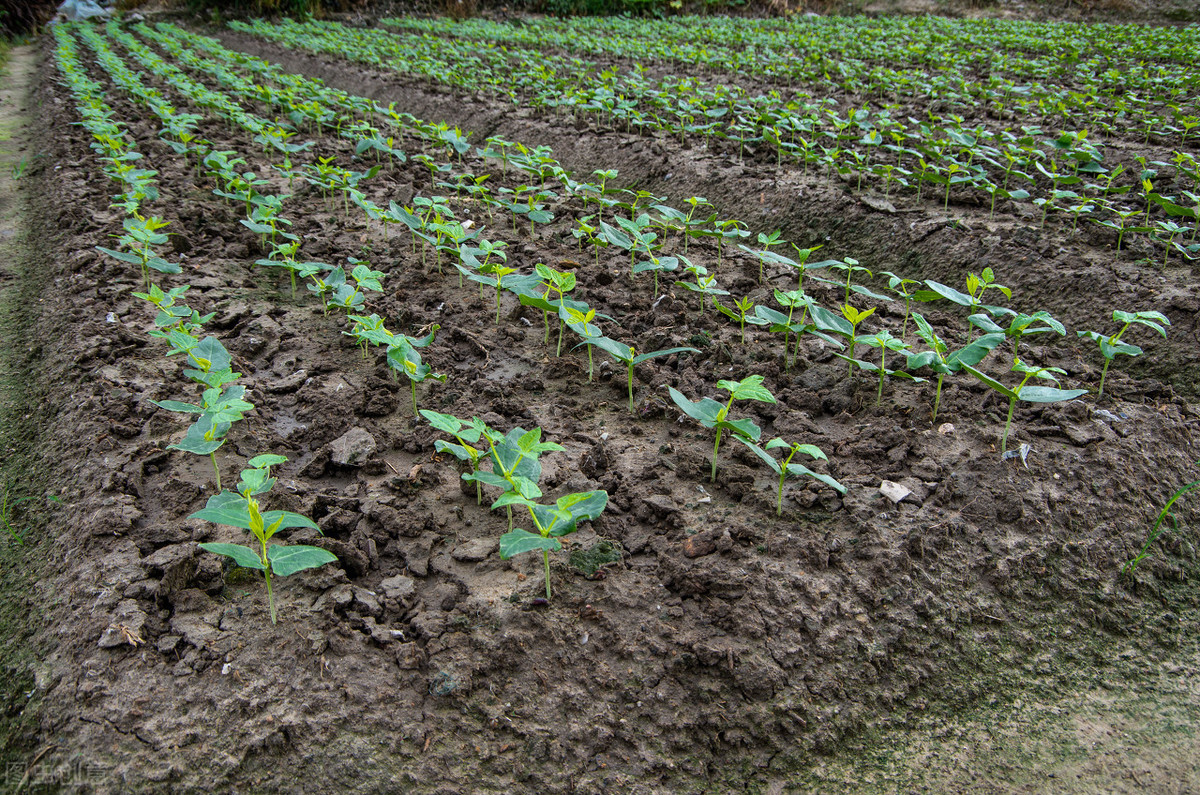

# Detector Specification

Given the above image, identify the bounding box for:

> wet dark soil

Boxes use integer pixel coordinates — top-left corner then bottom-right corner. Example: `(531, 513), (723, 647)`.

(5, 17), (1199, 794)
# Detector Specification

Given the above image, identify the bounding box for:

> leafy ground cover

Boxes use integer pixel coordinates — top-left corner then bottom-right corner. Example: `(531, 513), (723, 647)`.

(1, 10), (1198, 793)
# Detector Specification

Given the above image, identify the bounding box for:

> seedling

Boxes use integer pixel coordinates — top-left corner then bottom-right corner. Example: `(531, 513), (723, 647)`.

(578, 336), (698, 412)
(669, 375), (777, 483)
(133, 283), (214, 337)
(881, 271), (920, 338)
(386, 326), (445, 416)
(563, 306), (603, 382)
(496, 490), (609, 600)
(632, 253), (682, 299)
(306, 265), (344, 314)
(464, 427), (565, 525)
(838, 329), (924, 405)
(239, 454), (288, 496)
(1078, 310), (1170, 399)
(464, 262), (518, 325)
(839, 304), (876, 377)
(962, 358), (1087, 453)
(677, 263), (729, 314)
(906, 312), (1005, 422)
(826, 257), (886, 305)
(421, 411), (491, 503)
(735, 437), (846, 515)
(182, 336), (240, 389)
(168, 413), (235, 492)
(915, 267), (1012, 338)
(969, 309), (1065, 356)
(532, 263), (576, 347)
(715, 296), (769, 344)
(96, 215), (182, 290)
(194, 481), (333, 625)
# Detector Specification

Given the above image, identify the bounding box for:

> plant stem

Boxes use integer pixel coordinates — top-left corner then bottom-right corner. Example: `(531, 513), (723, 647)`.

(543, 549), (552, 599)
(710, 427), (723, 483)
(877, 347), (886, 405)
(211, 453), (221, 492)
(776, 470), (785, 516)
(627, 362), (635, 413)
(411, 382), (418, 416)
(264, 567), (276, 625)
(1002, 395), (1017, 452)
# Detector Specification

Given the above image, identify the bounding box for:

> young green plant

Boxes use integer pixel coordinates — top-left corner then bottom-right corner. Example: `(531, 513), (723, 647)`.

(669, 375), (777, 483)
(195, 482), (335, 625)
(962, 359), (1088, 452)
(1078, 310), (1170, 399)
(735, 437), (846, 515)
(579, 336), (698, 412)
(496, 490), (609, 600)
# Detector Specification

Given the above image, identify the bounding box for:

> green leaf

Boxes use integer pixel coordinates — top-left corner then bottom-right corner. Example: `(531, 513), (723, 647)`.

(961, 363), (1017, 399)
(168, 415), (230, 455)
(946, 333), (1006, 369)
(810, 304), (854, 337)
(968, 314), (1005, 334)
(146, 257), (182, 275)
(491, 491), (534, 511)
(267, 544), (338, 576)
(717, 375), (776, 404)
(632, 347), (699, 365)
(1018, 386), (1088, 403)
(153, 399), (204, 414)
(499, 527), (561, 559)
(248, 454), (287, 470)
(420, 409), (463, 435)
(849, 284), (893, 302)
(462, 470), (512, 491)
(668, 387), (724, 426)
(583, 336), (633, 364)
(535, 490), (608, 537)
(95, 246), (144, 265)
(717, 417), (762, 442)
(734, 438), (783, 474)
(919, 280), (973, 306)
(199, 542), (266, 570)
(188, 336), (233, 373)
(784, 462), (848, 494)
(190, 491), (319, 532)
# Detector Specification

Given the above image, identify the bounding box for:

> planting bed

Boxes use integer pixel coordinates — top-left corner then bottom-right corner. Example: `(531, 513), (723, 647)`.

(3, 12), (1200, 793)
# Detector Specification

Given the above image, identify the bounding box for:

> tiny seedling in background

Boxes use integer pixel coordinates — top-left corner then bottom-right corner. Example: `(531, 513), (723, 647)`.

(1124, 460), (1200, 574)
(579, 337), (698, 412)
(962, 358), (1087, 453)
(1078, 310), (1170, 399)
(736, 437), (846, 516)
(669, 375), (777, 483)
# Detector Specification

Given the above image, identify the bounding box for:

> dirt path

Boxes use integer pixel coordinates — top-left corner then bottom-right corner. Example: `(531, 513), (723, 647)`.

(0, 44), (58, 791)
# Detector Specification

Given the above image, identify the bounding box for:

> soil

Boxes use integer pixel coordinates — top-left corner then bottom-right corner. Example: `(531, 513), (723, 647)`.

(1, 13), (1198, 794)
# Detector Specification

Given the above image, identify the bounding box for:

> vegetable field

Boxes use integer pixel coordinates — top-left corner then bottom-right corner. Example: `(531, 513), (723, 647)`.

(4, 9), (1200, 792)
